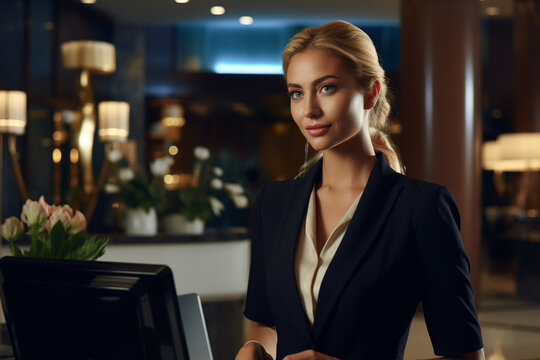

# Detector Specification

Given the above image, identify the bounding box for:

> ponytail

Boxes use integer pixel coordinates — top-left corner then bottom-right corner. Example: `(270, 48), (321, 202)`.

(370, 128), (404, 174)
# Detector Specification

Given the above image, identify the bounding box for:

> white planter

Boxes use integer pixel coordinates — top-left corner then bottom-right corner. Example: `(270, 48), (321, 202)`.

(125, 207), (158, 236)
(163, 214), (204, 235)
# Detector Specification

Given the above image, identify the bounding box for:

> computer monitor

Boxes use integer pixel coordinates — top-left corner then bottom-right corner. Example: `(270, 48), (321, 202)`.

(0, 256), (190, 360)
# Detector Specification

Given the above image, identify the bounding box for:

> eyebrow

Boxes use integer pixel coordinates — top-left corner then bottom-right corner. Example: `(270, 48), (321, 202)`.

(287, 75), (340, 88)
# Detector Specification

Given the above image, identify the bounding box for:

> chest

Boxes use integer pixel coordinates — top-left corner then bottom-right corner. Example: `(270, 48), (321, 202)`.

(314, 188), (362, 252)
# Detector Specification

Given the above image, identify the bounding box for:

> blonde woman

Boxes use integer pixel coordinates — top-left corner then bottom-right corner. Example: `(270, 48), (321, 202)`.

(236, 21), (484, 360)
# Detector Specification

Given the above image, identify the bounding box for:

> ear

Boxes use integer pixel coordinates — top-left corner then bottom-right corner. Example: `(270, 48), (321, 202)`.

(364, 80), (380, 110)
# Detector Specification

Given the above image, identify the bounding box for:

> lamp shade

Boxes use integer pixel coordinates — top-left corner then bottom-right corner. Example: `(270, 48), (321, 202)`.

(0, 90), (27, 135)
(61, 40), (116, 73)
(98, 101), (129, 142)
(482, 132), (540, 171)
(499, 133), (540, 170)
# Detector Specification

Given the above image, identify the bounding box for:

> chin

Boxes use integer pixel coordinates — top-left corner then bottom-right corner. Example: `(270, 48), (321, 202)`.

(308, 139), (333, 152)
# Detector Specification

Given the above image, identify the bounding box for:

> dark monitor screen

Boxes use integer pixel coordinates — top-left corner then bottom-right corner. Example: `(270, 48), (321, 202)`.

(0, 256), (189, 360)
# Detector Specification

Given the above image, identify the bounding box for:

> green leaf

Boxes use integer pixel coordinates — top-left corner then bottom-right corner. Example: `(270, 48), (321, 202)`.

(9, 240), (23, 257)
(83, 237), (109, 260)
(49, 221), (67, 259)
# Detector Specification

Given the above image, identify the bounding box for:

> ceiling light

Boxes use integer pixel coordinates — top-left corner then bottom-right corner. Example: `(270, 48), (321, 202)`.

(239, 16), (253, 25)
(485, 6), (500, 16)
(168, 145), (179, 156)
(210, 6), (225, 15)
(81, 0), (96, 4)
(175, 0), (189, 3)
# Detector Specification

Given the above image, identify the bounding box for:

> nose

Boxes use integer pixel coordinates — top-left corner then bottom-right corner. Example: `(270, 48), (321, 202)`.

(304, 95), (322, 119)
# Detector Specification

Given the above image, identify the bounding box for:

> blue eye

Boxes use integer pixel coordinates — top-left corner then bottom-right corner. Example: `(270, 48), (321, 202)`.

(321, 84), (336, 93)
(289, 90), (303, 99)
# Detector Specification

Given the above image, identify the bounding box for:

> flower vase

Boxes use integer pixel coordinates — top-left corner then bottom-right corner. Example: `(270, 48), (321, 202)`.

(125, 207), (158, 236)
(163, 214), (204, 235)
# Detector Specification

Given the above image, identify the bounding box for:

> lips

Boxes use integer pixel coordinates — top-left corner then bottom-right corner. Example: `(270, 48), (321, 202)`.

(305, 124), (331, 136)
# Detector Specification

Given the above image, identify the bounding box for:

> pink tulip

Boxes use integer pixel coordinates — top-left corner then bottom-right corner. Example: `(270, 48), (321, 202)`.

(51, 204), (74, 217)
(21, 199), (47, 227)
(49, 206), (73, 230)
(39, 196), (52, 216)
(0, 217), (24, 242)
(69, 210), (87, 234)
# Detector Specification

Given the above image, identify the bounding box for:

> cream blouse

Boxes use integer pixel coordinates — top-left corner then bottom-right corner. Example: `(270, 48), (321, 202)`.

(294, 187), (363, 325)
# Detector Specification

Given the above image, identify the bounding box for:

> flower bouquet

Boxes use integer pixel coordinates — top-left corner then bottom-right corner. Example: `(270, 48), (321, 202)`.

(0, 197), (108, 260)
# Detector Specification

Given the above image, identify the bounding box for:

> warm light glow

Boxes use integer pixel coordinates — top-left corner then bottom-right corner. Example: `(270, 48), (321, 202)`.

(239, 16), (253, 25)
(273, 122), (288, 135)
(169, 145), (179, 156)
(81, 0), (96, 3)
(52, 131), (63, 142)
(0, 120), (26, 134)
(210, 6), (225, 15)
(78, 118), (95, 150)
(175, 0), (189, 3)
(164, 174), (176, 185)
(98, 128), (129, 138)
(112, 202), (120, 208)
(485, 6), (500, 16)
(80, 70), (89, 87)
(162, 117), (186, 127)
(161, 103), (186, 127)
(0, 91), (27, 135)
(52, 148), (62, 163)
(389, 122), (403, 134)
(98, 101), (130, 142)
(70, 148), (79, 163)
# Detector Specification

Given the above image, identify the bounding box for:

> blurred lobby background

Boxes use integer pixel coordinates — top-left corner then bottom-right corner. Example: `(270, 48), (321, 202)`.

(1, 0), (539, 359)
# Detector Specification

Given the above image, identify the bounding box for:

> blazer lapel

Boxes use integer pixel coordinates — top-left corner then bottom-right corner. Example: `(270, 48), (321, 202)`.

(311, 153), (404, 337)
(273, 161), (322, 343)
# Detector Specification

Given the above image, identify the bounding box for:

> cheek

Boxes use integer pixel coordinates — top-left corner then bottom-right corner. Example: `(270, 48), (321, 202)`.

(329, 97), (362, 128)
(345, 95), (365, 128)
(290, 103), (303, 127)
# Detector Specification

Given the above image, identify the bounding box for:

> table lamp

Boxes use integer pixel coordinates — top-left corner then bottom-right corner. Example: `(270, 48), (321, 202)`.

(61, 40), (116, 195)
(0, 90), (29, 211)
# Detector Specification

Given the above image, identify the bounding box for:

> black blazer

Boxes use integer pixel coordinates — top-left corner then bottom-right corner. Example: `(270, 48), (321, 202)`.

(244, 153), (483, 360)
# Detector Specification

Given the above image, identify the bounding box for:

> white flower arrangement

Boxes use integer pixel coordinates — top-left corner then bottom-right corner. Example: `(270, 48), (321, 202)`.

(166, 146), (249, 222)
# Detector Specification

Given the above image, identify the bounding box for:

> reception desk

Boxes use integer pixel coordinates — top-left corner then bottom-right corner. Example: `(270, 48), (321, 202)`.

(100, 232), (251, 301)
(0, 230), (251, 360)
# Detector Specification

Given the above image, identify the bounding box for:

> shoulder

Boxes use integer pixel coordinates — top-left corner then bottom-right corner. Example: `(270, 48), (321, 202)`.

(399, 175), (455, 204)
(253, 177), (300, 215)
(393, 175), (460, 225)
(400, 177), (462, 236)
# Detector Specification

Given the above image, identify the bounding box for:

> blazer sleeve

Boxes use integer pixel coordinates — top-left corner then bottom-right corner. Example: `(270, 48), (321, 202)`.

(244, 184), (275, 326)
(415, 186), (483, 356)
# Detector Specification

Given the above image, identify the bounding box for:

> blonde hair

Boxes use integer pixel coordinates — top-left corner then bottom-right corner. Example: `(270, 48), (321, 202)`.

(283, 20), (404, 175)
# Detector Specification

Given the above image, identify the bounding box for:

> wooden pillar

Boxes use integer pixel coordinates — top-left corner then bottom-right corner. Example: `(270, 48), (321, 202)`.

(399, 0), (482, 297)
(515, 0), (540, 132)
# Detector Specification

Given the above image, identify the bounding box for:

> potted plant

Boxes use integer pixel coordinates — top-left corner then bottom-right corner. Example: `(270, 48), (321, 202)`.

(163, 147), (249, 235)
(115, 158), (170, 236)
(0, 196), (108, 260)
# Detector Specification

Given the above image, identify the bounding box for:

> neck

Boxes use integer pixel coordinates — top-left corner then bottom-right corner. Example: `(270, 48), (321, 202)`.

(320, 127), (376, 190)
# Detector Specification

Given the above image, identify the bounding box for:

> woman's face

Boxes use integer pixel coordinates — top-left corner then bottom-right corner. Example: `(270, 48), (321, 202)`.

(286, 48), (366, 152)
